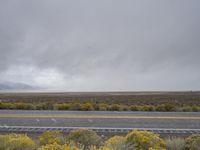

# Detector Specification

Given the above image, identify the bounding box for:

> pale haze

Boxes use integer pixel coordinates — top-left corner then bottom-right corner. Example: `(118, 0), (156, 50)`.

(0, 0), (200, 91)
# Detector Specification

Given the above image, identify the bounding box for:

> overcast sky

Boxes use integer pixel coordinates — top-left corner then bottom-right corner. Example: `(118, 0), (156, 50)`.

(0, 0), (200, 91)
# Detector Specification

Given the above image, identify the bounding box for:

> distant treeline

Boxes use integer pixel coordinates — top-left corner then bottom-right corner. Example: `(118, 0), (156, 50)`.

(0, 102), (200, 112)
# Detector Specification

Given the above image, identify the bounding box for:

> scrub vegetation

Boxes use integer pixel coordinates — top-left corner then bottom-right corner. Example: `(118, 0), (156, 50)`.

(0, 92), (200, 112)
(0, 101), (200, 112)
(0, 130), (199, 150)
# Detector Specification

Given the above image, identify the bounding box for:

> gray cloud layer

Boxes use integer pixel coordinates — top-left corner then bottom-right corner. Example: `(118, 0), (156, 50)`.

(0, 0), (200, 91)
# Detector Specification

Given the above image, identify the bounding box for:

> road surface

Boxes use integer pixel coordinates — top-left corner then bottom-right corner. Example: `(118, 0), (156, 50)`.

(0, 110), (200, 134)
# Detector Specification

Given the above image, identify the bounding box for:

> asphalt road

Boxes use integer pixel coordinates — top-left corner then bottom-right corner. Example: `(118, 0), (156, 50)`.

(0, 110), (200, 129)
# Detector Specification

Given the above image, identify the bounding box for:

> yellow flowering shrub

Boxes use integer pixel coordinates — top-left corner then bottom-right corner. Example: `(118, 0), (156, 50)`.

(0, 134), (36, 150)
(89, 145), (111, 150)
(38, 142), (63, 150)
(126, 130), (166, 150)
(38, 141), (84, 150)
(105, 136), (128, 150)
(39, 131), (65, 146)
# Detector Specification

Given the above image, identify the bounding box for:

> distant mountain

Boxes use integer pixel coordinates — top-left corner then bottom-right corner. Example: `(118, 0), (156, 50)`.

(0, 82), (38, 91)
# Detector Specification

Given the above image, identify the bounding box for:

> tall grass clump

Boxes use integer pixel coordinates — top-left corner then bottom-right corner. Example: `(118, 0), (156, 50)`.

(165, 137), (185, 150)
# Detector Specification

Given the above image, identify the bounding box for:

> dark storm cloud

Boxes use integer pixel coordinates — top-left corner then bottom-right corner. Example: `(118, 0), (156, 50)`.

(0, 0), (200, 90)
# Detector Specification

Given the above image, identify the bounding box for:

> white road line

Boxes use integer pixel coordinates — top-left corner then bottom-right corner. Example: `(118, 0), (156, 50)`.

(51, 118), (57, 122)
(88, 119), (93, 123)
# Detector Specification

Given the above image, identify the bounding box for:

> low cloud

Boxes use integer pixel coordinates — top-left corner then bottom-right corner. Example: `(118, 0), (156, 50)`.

(0, 0), (200, 91)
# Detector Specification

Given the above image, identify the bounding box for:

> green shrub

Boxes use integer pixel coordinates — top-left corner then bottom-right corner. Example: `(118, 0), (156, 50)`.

(141, 105), (154, 111)
(130, 105), (139, 111)
(69, 103), (82, 110)
(15, 103), (35, 110)
(39, 131), (65, 146)
(43, 102), (54, 110)
(155, 105), (166, 111)
(0, 134), (36, 150)
(192, 106), (200, 112)
(81, 103), (94, 111)
(185, 134), (200, 150)
(126, 130), (166, 150)
(181, 106), (193, 112)
(0, 102), (14, 109)
(25, 103), (35, 109)
(155, 104), (176, 112)
(163, 104), (176, 111)
(109, 104), (122, 111)
(165, 137), (185, 150)
(67, 129), (102, 149)
(92, 103), (99, 110)
(35, 103), (54, 110)
(35, 103), (46, 110)
(54, 104), (70, 110)
(121, 105), (130, 111)
(98, 103), (109, 111)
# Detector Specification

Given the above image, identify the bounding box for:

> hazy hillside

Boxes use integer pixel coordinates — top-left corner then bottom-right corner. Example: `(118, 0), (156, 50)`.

(0, 82), (37, 91)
